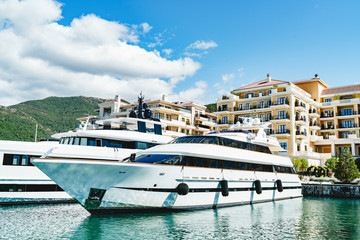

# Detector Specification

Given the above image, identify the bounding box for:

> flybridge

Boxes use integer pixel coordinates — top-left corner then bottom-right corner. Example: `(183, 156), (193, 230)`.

(96, 93), (165, 135)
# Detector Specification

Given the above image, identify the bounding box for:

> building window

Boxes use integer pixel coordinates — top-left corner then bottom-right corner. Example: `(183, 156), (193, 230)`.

(342, 120), (354, 128)
(259, 101), (265, 108)
(221, 105), (228, 111)
(266, 100), (271, 107)
(325, 98), (333, 102)
(221, 116), (229, 124)
(259, 113), (265, 122)
(258, 91), (264, 96)
(280, 142), (287, 150)
(277, 124), (287, 133)
(341, 109), (353, 116)
(266, 113), (272, 121)
(267, 90), (272, 95)
(245, 103), (250, 110)
(245, 93), (255, 98)
(238, 104), (243, 110)
(277, 97), (286, 105)
(277, 110), (287, 119)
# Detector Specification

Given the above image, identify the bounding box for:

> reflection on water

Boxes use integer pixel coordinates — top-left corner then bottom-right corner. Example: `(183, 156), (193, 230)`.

(1, 198), (360, 240)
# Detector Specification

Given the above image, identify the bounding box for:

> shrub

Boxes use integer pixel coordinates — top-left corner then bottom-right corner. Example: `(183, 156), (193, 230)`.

(325, 157), (338, 172)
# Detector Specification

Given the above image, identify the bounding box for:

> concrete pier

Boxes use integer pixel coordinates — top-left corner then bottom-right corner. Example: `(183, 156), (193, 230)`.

(302, 183), (360, 198)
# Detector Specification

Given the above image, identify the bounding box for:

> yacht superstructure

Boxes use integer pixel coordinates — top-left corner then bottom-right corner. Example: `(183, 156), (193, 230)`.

(33, 118), (302, 213)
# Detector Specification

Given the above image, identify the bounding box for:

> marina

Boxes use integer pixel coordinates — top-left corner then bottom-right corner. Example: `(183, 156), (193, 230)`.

(1, 197), (359, 239)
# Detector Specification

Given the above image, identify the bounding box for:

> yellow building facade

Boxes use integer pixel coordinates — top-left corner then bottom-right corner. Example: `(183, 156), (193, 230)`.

(214, 74), (333, 166)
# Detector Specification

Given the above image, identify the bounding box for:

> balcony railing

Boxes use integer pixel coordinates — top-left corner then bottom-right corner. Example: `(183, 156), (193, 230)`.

(336, 124), (359, 129)
(296, 131), (307, 136)
(309, 109), (318, 114)
(271, 100), (289, 106)
(217, 120), (233, 125)
(320, 112), (334, 118)
(271, 115), (290, 120)
(321, 125), (334, 130)
(295, 102), (306, 108)
(336, 111), (358, 116)
(295, 116), (306, 122)
(309, 122), (320, 127)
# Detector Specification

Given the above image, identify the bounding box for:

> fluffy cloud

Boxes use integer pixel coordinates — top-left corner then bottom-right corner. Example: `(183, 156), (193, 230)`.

(186, 40), (218, 50)
(0, 0), (202, 106)
(169, 81), (208, 104)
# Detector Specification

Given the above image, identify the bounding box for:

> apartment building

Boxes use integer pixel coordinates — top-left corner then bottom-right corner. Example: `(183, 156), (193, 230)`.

(97, 95), (217, 138)
(214, 74), (332, 166)
(315, 84), (360, 158)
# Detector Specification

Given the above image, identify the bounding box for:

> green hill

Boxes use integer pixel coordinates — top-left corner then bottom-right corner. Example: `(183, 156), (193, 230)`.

(0, 96), (105, 141)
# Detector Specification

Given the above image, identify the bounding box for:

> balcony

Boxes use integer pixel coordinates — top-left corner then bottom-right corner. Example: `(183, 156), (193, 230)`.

(321, 98), (360, 107)
(295, 116), (306, 125)
(270, 115), (290, 122)
(216, 120), (233, 126)
(273, 129), (291, 136)
(309, 109), (320, 117)
(321, 125), (335, 130)
(217, 106), (229, 112)
(309, 122), (320, 130)
(336, 124), (359, 129)
(271, 100), (290, 109)
(310, 135), (323, 141)
(195, 124), (210, 130)
(320, 112), (334, 118)
(297, 151), (332, 160)
(296, 131), (307, 139)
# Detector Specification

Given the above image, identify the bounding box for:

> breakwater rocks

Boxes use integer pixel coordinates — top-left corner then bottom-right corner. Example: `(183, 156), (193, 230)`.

(302, 183), (360, 198)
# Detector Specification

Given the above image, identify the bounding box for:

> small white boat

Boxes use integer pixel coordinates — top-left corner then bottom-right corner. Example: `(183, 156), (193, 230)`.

(33, 117), (302, 213)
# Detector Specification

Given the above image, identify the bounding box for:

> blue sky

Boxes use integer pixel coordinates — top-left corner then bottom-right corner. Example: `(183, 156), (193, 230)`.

(0, 0), (359, 105)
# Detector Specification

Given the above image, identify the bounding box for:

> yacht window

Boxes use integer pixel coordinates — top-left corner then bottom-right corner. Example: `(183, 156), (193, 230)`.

(21, 156), (28, 166)
(102, 139), (123, 148)
(74, 137), (80, 145)
(12, 155), (20, 165)
(80, 138), (87, 146)
(64, 138), (70, 145)
(96, 139), (102, 147)
(135, 154), (181, 165)
(59, 138), (64, 144)
(136, 142), (148, 150)
(69, 137), (74, 145)
(88, 138), (96, 146)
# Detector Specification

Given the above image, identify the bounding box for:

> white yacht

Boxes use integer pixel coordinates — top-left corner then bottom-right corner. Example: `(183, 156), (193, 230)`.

(0, 95), (172, 205)
(32, 118), (302, 213)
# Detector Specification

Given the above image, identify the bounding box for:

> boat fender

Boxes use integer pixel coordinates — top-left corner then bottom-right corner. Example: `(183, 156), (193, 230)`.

(276, 179), (283, 192)
(254, 180), (262, 194)
(220, 180), (229, 197)
(176, 183), (189, 195)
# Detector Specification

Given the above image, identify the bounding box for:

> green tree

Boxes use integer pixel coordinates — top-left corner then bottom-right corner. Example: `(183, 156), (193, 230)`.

(325, 157), (338, 172)
(300, 158), (308, 171)
(334, 147), (360, 183)
(291, 158), (301, 171)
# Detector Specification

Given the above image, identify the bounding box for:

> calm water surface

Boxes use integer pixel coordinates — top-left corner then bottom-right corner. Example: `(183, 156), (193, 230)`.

(1, 197), (359, 240)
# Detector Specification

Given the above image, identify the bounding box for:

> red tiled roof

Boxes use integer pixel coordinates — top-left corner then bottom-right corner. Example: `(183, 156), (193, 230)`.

(322, 84), (360, 95)
(233, 79), (288, 91)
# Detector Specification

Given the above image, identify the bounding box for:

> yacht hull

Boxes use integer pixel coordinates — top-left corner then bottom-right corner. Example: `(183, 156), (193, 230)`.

(32, 158), (302, 213)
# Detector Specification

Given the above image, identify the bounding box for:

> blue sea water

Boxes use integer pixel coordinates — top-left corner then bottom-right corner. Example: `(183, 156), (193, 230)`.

(1, 197), (359, 240)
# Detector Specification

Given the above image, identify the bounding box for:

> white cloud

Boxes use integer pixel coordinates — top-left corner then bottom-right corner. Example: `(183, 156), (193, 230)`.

(162, 48), (173, 57)
(222, 73), (234, 83)
(0, 0), (202, 106)
(169, 81), (208, 104)
(186, 40), (218, 50)
(140, 22), (152, 34)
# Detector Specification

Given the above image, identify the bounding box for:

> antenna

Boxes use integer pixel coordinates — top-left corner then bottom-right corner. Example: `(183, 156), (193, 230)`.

(35, 123), (38, 142)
